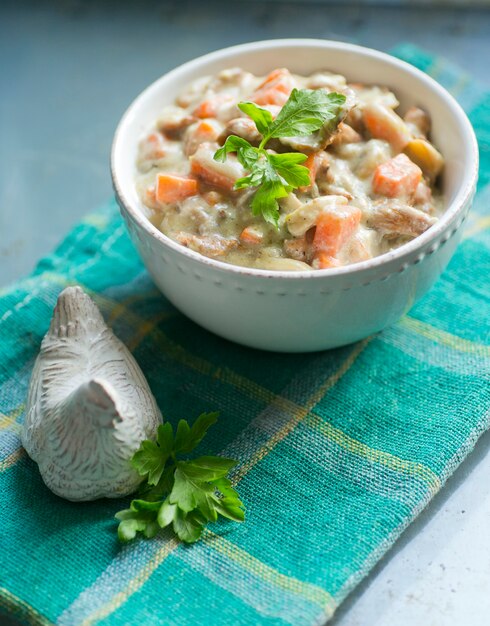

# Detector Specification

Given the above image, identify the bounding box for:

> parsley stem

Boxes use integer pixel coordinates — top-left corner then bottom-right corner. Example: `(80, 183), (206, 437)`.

(258, 137), (269, 151)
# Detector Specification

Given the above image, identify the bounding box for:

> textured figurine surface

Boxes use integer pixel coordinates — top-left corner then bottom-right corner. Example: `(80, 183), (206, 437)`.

(22, 286), (162, 501)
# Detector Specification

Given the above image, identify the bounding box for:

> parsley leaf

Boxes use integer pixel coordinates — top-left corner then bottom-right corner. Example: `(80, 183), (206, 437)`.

(175, 412), (219, 454)
(115, 413), (244, 544)
(268, 153), (310, 188)
(265, 88), (346, 141)
(251, 179), (290, 227)
(237, 101), (274, 135)
(131, 422), (173, 486)
(213, 88), (346, 226)
(214, 136), (259, 170)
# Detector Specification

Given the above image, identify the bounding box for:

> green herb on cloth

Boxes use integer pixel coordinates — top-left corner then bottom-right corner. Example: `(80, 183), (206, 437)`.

(115, 413), (245, 544)
(214, 88), (346, 226)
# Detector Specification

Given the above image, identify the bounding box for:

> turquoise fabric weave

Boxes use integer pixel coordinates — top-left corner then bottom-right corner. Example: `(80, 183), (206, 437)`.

(0, 46), (489, 626)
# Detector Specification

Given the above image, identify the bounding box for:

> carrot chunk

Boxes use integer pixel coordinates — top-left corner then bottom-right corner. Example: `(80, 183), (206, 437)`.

(372, 154), (422, 198)
(155, 174), (198, 204)
(190, 160), (235, 191)
(252, 68), (294, 106)
(190, 144), (244, 191)
(312, 252), (342, 270)
(239, 226), (264, 245)
(313, 205), (362, 257)
(299, 152), (328, 191)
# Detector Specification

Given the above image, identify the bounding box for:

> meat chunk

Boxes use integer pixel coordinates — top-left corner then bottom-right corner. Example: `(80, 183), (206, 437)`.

(157, 106), (196, 138)
(221, 117), (261, 144)
(174, 233), (238, 257)
(404, 106), (431, 138)
(283, 236), (309, 262)
(330, 123), (362, 147)
(367, 200), (437, 239)
(184, 120), (223, 156)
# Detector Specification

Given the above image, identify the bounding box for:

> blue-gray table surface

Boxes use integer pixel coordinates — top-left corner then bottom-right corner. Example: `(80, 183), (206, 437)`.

(1, 2), (490, 626)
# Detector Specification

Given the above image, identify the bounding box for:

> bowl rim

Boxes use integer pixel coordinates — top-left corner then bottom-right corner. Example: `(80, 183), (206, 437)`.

(111, 38), (479, 281)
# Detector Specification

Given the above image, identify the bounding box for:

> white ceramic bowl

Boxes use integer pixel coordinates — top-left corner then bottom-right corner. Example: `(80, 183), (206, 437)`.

(112, 39), (478, 352)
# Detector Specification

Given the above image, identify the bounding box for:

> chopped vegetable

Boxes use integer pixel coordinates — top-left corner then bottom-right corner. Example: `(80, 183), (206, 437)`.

(372, 153), (422, 198)
(191, 143), (245, 190)
(312, 204), (362, 256)
(155, 174), (198, 204)
(299, 152), (327, 190)
(256, 257), (311, 271)
(404, 138), (444, 181)
(252, 68), (295, 106)
(363, 103), (411, 152)
(312, 252), (342, 270)
(239, 225), (264, 245)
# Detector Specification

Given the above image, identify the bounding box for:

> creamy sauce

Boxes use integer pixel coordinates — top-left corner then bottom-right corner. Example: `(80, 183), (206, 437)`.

(136, 67), (443, 271)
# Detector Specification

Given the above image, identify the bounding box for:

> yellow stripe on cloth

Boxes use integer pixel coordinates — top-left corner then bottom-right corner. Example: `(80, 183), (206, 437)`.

(0, 587), (54, 626)
(80, 213), (112, 230)
(402, 317), (490, 357)
(0, 448), (26, 472)
(232, 338), (371, 484)
(203, 530), (337, 616)
(106, 289), (162, 325)
(0, 405), (24, 431)
(305, 413), (441, 495)
(78, 536), (180, 626)
(463, 215), (490, 240)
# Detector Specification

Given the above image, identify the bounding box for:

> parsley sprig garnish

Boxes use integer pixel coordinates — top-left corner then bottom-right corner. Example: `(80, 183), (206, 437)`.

(115, 413), (244, 544)
(214, 88), (346, 226)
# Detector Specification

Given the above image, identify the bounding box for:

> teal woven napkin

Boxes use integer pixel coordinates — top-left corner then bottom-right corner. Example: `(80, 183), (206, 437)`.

(1, 46), (489, 626)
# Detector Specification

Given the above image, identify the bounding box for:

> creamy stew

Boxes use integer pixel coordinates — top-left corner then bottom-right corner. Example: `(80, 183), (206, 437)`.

(136, 67), (444, 271)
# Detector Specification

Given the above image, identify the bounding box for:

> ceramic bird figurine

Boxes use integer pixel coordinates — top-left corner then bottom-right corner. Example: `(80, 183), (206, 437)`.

(22, 286), (162, 501)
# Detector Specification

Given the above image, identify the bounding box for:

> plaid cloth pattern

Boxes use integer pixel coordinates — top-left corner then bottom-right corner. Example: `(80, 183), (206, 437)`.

(0, 45), (489, 626)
